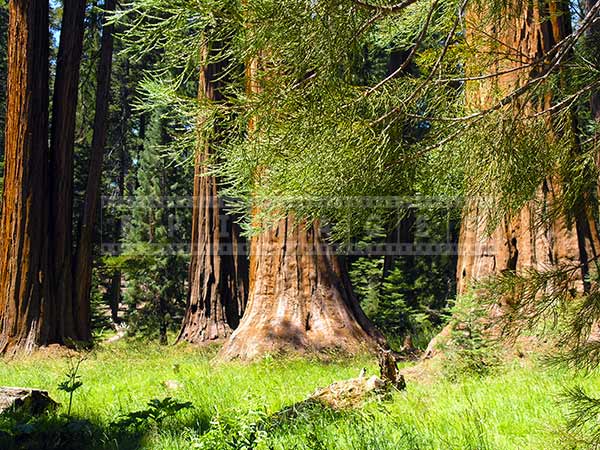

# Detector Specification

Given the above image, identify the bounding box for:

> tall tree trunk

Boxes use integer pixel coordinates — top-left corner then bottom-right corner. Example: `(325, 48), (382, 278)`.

(74, 0), (115, 341)
(49, 0), (89, 342)
(219, 218), (385, 360)
(219, 53), (384, 360)
(0, 4), (8, 157)
(177, 40), (249, 344)
(0, 0), (52, 353)
(112, 58), (133, 319)
(456, 1), (587, 296)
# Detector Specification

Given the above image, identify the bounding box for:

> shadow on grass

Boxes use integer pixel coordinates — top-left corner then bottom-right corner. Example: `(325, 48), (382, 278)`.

(0, 406), (213, 450)
(0, 397), (494, 450)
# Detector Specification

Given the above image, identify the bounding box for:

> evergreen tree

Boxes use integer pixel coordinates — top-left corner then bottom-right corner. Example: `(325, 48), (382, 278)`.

(350, 209), (457, 350)
(118, 109), (190, 343)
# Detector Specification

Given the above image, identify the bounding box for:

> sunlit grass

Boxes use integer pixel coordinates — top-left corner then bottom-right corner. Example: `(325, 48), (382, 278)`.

(0, 341), (597, 449)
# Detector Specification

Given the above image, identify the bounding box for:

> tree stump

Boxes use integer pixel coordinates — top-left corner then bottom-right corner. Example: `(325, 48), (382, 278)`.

(378, 348), (406, 390)
(0, 387), (58, 415)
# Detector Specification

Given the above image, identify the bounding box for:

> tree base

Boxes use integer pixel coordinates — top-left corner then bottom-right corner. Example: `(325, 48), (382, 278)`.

(218, 218), (385, 361)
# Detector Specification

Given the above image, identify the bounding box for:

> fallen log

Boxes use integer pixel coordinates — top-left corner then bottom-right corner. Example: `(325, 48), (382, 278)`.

(275, 349), (406, 418)
(0, 387), (58, 416)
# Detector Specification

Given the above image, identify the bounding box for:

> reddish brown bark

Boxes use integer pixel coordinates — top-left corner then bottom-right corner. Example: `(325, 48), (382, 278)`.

(49, 0), (89, 341)
(177, 41), (249, 343)
(219, 218), (385, 360)
(0, 0), (52, 353)
(74, 0), (116, 340)
(456, 1), (590, 295)
(219, 49), (383, 359)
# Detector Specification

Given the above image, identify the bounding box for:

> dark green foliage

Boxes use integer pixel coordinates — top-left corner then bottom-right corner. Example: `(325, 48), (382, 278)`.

(351, 256), (451, 350)
(0, 413), (96, 450)
(112, 397), (193, 430)
(349, 209), (456, 350)
(0, 395), (192, 450)
(111, 109), (191, 343)
(441, 295), (501, 380)
(564, 385), (600, 449)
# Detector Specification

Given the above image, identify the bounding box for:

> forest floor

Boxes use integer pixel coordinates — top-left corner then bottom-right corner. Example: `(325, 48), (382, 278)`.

(0, 341), (597, 450)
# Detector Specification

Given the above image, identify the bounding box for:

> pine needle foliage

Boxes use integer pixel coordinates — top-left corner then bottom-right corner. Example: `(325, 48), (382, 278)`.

(112, 0), (600, 241)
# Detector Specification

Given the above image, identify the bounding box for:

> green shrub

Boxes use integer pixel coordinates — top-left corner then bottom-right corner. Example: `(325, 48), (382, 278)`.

(190, 408), (271, 450)
(441, 294), (501, 380)
(350, 255), (452, 350)
(112, 397), (193, 431)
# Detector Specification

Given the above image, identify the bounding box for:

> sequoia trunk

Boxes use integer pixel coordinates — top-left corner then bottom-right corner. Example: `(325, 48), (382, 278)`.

(177, 41), (248, 343)
(456, 1), (589, 295)
(0, 0), (52, 353)
(74, 0), (116, 339)
(49, 0), (89, 341)
(218, 47), (384, 359)
(219, 218), (385, 360)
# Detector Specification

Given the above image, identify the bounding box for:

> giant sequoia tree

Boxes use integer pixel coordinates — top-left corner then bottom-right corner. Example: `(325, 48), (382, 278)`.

(456, 0), (599, 296)
(218, 52), (385, 360)
(49, 0), (90, 341)
(108, 0), (600, 360)
(0, 0), (119, 352)
(0, 0), (52, 353)
(219, 217), (386, 359)
(177, 39), (248, 344)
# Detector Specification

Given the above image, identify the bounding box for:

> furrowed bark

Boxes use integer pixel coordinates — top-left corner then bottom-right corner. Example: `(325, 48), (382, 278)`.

(177, 39), (249, 344)
(218, 47), (384, 360)
(0, 0), (52, 353)
(426, 0), (598, 356)
(219, 218), (385, 360)
(49, 0), (89, 342)
(456, 1), (586, 295)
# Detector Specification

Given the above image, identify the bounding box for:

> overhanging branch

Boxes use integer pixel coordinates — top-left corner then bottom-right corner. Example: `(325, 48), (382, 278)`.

(352, 0), (420, 14)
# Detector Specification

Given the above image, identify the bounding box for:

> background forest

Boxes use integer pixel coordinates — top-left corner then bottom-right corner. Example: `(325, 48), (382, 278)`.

(1, 0), (600, 449)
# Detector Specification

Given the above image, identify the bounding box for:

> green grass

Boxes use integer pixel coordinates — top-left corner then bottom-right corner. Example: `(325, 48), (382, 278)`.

(0, 341), (597, 449)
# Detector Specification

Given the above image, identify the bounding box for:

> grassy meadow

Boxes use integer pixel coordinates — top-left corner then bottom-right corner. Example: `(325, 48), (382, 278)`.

(0, 340), (597, 449)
